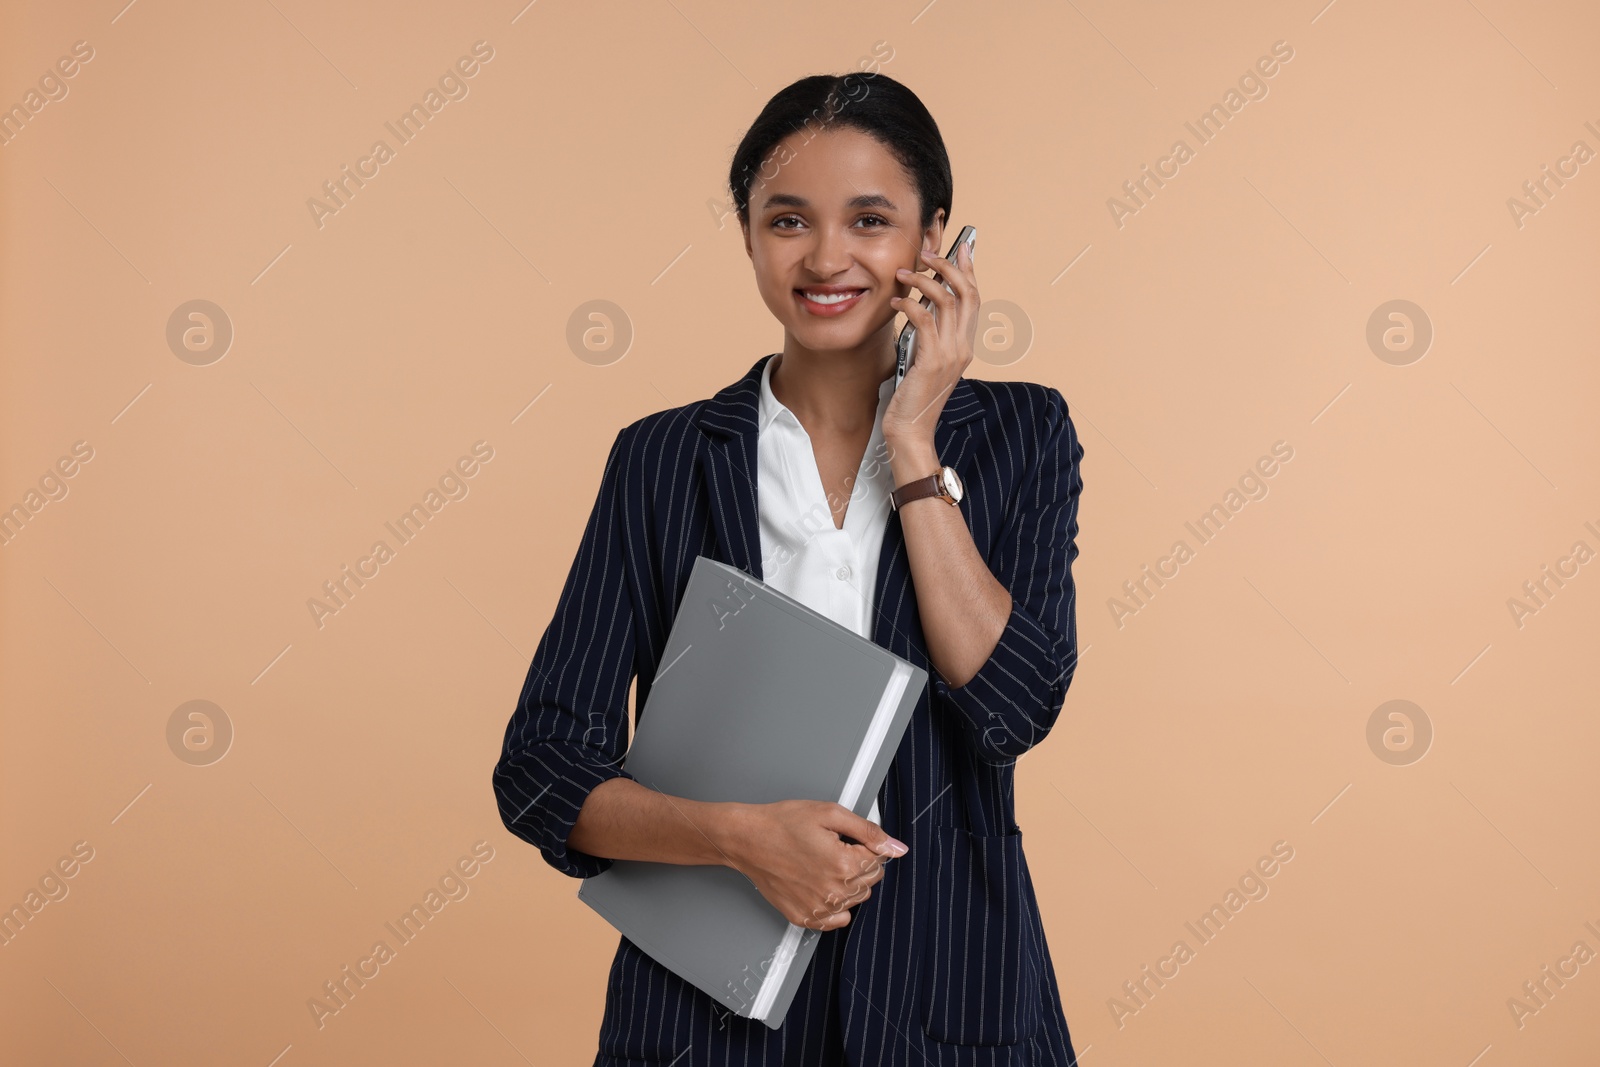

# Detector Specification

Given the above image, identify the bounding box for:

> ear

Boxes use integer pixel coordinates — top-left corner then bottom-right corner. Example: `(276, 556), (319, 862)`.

(920, 207), (946, 257)
(741, 218), (753, 260)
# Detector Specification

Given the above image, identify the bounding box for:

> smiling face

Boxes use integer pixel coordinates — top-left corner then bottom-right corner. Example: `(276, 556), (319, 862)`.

(741, 125), (944, 363)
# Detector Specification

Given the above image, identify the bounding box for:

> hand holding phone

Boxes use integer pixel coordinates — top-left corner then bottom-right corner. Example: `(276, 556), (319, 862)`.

(894, 225), (976, 391)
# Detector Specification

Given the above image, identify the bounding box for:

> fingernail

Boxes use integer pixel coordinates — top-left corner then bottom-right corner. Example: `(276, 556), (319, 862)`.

(884, 838), (908, 857)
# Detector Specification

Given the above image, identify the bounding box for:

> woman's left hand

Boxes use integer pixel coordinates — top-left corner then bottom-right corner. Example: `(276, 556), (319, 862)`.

(883, 241), (979, 445)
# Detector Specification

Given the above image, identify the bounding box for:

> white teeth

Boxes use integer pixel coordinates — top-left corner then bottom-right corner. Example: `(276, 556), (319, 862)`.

(800, 289), (864, 305)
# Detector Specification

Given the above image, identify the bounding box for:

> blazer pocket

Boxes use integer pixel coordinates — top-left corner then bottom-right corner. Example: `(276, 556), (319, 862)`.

(919, 824), (1043, 1047)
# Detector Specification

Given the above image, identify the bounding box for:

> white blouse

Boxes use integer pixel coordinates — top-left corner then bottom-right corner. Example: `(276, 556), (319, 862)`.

(755, 355), (897, 825)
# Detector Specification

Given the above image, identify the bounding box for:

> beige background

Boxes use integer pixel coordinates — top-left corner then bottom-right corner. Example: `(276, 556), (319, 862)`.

(3, 0), (1597, 1063)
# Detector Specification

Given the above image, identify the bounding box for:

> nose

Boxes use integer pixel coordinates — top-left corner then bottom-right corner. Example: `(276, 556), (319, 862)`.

(803, 224), (851, 279)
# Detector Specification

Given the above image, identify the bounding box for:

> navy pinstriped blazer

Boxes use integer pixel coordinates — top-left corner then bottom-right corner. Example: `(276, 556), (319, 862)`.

(494, 353), (1084, 1066)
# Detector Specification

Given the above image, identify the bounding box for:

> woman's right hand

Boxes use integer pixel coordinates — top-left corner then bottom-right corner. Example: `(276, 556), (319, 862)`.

(726, 799), (909, 931)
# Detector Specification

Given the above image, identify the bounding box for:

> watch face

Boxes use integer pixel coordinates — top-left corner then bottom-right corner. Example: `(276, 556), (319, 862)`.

(941, 466), (965, 504)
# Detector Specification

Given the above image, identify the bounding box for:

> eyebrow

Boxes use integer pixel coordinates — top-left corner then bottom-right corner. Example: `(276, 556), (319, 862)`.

(759, 192), (899, 213)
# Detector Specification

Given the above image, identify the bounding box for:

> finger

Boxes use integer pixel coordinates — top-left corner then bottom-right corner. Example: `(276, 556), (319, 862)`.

(918, 247), (977, 298)
(826, 805), (909, 858)
(924, 248), (980, 321)
(824, 883), (868, 915)
(850, 837), (903, 870)
(889, 293), (936, 335)
(897, 266), (959, 314)
(839, 851), (885, 887)
(805, 899), (848, 930)
(957, 242), (980, 295)
(841, 861), (886, 894)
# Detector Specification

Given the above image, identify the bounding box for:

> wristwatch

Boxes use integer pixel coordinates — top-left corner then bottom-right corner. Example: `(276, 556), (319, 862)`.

(890, 466), (965, 511)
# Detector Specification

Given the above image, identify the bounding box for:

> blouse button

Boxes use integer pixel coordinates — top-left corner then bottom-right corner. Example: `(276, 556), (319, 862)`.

(836, 564), (851, 581)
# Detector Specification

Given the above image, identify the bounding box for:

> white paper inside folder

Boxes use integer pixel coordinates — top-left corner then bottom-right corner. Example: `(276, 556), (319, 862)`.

(749, 659), (913, 1022)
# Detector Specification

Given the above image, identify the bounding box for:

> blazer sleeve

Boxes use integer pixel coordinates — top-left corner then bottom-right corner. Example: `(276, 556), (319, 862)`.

(931, 386), (1084, 765)
(493, 425), (639, 878)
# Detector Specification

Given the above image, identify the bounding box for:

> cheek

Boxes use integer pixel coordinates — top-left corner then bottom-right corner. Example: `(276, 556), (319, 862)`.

(754, 263), (799, 315)
(763, 269), (795, 305)
(747, 255), (780, 296)
(752, 244), (792, 288)
(856, 253), (901, 291)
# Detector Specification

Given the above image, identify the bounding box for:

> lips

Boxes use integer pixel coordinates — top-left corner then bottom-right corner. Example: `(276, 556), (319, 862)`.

(795, 288), (868, 317)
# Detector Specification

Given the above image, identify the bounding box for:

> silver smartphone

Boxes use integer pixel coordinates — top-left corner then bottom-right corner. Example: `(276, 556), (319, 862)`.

(894, 225), (977, 391)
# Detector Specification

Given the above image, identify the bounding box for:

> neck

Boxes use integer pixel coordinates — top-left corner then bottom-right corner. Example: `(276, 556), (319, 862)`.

(771, 328), (895, 433)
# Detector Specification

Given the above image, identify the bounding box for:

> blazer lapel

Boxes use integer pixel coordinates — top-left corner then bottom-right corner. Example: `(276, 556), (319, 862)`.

(693, 354), (990, 652)
(693, 355), (770, 581)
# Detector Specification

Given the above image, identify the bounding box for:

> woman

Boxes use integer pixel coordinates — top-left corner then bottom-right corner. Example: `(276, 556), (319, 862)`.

(494, 72), (1085, 1066)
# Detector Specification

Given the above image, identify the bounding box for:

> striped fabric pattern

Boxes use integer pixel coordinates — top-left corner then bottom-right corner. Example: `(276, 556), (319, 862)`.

(494, 352), (1084, 1065)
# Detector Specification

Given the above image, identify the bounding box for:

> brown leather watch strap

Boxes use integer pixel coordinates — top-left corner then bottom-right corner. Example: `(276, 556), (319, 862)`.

(890, 473), (943, 511)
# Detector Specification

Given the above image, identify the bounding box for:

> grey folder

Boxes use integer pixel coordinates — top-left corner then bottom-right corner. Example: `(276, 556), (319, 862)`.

(577, 555), (927, 1029)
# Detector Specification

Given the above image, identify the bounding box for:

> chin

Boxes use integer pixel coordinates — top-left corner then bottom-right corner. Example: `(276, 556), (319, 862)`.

(791, 325), (872, 353)
(783, 307), (890, 348)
